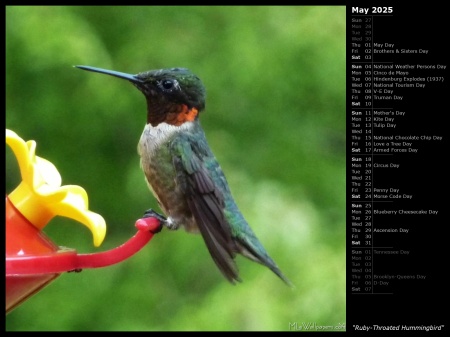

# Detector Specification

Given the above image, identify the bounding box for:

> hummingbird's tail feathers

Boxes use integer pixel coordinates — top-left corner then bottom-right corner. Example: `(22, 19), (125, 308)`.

(268, 265), (294, 288)
(237, 238), (293, 287)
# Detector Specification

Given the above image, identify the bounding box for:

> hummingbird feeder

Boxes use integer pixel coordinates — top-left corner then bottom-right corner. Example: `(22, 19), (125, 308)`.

(5, 129), (161, 314)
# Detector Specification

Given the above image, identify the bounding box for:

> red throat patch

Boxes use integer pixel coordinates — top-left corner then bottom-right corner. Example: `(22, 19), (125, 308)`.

(165, 104), (199, 126)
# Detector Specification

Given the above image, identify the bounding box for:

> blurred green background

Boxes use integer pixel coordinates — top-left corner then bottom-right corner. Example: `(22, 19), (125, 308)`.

(5, 6), (346, 331)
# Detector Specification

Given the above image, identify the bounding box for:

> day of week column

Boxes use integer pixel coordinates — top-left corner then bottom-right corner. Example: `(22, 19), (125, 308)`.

(349, 12), (374, 294)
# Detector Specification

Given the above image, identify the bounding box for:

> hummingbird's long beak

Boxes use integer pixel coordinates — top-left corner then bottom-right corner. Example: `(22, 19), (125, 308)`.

(75, 65), (143, 84)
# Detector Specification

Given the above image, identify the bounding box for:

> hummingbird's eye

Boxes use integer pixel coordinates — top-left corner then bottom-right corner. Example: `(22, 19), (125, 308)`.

(158, 79), (179, 92)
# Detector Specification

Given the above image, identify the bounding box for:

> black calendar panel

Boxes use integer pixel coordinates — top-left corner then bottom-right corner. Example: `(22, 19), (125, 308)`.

(347, 4), (448, 333)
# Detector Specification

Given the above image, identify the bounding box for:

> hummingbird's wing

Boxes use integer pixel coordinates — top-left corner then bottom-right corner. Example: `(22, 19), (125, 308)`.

(170, 133), (240, 283)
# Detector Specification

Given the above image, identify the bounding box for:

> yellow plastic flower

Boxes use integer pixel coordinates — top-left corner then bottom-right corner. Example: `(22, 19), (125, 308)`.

(6, 129), (106, 247)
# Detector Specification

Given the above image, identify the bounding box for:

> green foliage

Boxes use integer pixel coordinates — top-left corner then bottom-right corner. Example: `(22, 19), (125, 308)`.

(6, 6), (345, 331)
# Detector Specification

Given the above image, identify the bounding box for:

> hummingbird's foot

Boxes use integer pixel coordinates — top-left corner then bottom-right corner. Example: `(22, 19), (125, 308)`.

(142, 209), (167, 233)
(142, 209), (179, 230)
(143, 209), (166, 221)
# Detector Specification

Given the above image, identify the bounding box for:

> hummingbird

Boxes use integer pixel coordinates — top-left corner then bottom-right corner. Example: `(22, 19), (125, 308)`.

(76, 65), (291, 285)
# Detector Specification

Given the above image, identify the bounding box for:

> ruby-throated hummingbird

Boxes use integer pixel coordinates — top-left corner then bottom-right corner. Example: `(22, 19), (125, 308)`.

(76, 65), (291, 285)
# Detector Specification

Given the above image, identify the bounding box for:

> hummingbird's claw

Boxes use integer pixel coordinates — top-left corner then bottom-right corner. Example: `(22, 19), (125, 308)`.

(143, 209), (180, 231)
(143, 209), (166, 221)
(142, 209), (167, 232)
